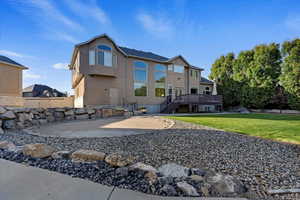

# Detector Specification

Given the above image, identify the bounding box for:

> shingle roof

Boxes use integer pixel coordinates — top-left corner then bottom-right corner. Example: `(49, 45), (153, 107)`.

(118, 46), (169, 62)
(23, 84), (66, 97)
(200, 77), (214, 84)
(0, 55), (24, 67)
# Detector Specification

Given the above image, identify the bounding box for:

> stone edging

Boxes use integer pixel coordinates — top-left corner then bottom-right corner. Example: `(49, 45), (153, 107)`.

(0, 140), (251, 198)
(0, 106), (133, 133)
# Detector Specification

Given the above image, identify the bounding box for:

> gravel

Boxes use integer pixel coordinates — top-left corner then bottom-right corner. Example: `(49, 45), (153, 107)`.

(0, 119), (299, 200)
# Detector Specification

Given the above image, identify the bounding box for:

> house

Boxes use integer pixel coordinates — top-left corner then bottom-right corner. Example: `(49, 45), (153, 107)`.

(0, 55), (28, 97)
(23, 84), (67, 97)
(199, 77), (214, 95)
(69, 34), (222, 113)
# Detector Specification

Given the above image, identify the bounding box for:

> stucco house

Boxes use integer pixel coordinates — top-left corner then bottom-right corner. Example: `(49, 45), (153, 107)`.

(0, 55), (28, 97)
(69, 34), (222, 113)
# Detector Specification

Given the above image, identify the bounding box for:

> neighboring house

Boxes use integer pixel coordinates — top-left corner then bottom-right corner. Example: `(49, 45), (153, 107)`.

(0, 55), (28, 97)
(199, 77), (214, 95)
(69, 34), (222, 113)
(23, 84), (67, 97)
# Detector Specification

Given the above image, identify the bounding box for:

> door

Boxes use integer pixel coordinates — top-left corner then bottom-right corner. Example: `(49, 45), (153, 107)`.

(109, 88), (119, 105)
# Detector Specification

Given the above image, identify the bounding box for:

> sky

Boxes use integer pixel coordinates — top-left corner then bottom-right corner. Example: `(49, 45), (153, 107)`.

(1, 0), (300, 94)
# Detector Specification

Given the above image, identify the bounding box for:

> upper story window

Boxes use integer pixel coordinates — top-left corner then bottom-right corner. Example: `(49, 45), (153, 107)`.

(134, 61), (148, 96)
(174, 65), (184, 73)
(205, 86), (211, 95)
(190, 69), (198, 80)
(154, 64), (166, 97)
(89, 44), (113, 67)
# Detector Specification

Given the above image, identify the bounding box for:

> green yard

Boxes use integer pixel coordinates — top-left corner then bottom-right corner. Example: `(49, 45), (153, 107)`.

(167, 113), (300, 144)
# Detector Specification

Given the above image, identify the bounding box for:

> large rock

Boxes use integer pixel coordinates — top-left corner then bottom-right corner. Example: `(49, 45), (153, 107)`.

(0, 111), (16, 120)
(0, 106), (6, 114)
(75, 108), (87, 115)
(87, 109), (95, 115)
(3, 120), (16, 129)
(0, 141), (17, 151)
(75, 114), (89, 120)
(54, 112), (64, 119)
(17, 113), (33, 122)
(158, 163), (190, 177)
(64, 110), (74, 116)
(129, 162), (158, 173)
(105, 152), (135, 167)
(176, 181), (199, 197)
(71, 149), (106, 162)
(102, 108), (113, 118)
(160, 184), (177, 196)
(207, 173), (247, 196)
(0, 128), (3, 134)
(145, 171), (158, 184)
(23, 143), (56, 158)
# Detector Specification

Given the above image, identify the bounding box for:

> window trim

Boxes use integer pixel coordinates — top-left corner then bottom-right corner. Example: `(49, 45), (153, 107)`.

(133, 60), (148, 96)
(154, 64), (167, 97)
(89, 44), (113, 67)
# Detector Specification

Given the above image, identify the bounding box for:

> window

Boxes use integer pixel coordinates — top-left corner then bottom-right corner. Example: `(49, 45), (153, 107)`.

(191, 88), (198, 94)
(88, 44), (113, 67)
(205, 87), (211, 95)
(190, 70), (198, 80)
(174, 65), (184, 73)
(168, 65), (173, 71)
(134, 61), (148, 96)
(154, 64), (166, 97)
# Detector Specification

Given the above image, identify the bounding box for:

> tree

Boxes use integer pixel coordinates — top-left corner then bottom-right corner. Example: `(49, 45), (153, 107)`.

(280, 39), (300, 110)
(210, 53), (240, 107)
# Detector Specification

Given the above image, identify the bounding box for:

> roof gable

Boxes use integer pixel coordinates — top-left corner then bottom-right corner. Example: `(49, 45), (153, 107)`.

(0, 55), (28, 69)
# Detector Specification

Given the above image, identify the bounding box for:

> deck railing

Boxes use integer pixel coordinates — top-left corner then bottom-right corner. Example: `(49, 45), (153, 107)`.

(173, 94), (223, 105)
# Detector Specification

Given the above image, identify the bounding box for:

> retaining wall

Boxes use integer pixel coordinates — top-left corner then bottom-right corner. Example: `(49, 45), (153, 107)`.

(0, 106), (131, 132)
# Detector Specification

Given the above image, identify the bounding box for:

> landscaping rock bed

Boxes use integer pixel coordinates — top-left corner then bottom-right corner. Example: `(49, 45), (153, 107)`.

(0, 119), (299, 199)
(0, 141), (249, 198)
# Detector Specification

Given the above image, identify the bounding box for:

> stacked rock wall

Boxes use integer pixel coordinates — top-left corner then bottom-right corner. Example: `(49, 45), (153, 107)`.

(0, 106), (131, 133)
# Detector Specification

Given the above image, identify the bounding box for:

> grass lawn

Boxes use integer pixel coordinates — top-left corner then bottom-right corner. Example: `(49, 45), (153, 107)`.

(167, 113), (300, 144)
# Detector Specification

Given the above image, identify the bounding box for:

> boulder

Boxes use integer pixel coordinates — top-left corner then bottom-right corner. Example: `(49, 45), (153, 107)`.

(17, 113), (33, 122)
(71, 149), (106, 162)
(23, 143), (56, 158)
(75, 114), (89, 120)
(189, 175), (204, 182)
(3, 120), (16, 129)
(38, 119), (48, 125)
(0, 128), (3, 134)
(105, 152), (135, 167)
(52, 150), (71, 159)
(176, 181), (199, 197)
(102, 109), (113, 118)
(87, 109), (95, 115)
(95, 109), (102, 118)
(64, 110), (74, 116)
(0, 141), (18, 151)
(207, 173), (247, 196)
(75, 108), (87, 115)
(160, 184), (177, 196)
(158, 163), (190, 177)
(0, 106), (6, 114)
(0, 111), (16, 120)
(55, 108), (65, 112)
(145, 171), (158, 184)
(129, 162), (158, 173)
(54, 112), (64, 119)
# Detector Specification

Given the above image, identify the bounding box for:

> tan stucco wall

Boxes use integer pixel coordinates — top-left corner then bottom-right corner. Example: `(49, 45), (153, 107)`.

(0, 63), (23, 96)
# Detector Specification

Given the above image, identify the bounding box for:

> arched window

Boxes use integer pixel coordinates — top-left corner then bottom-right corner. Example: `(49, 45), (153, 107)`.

(134, 61), (148, 96)
(89, 44), (113, 67)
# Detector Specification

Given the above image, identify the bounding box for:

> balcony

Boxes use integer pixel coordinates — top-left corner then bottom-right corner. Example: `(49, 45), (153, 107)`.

(88, 66), (117, 77)
(173, 94), (222, 105)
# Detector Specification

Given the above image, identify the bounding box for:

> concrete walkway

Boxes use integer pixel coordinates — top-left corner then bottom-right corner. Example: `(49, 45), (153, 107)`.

(27, 116), (172, 138)
(0, 159), (247, 200)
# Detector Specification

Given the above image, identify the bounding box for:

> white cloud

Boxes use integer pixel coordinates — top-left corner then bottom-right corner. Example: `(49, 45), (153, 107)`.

(0, 50), (34, 59)
(64, 0), (110, 25)
(53, 63), (69, 70)
(137, 13), (173, 38)
(25, 0), (84, 31)
(285, 15), (300, 32)
(23, 71), (41, 79)
(54, 32), (79, 44)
